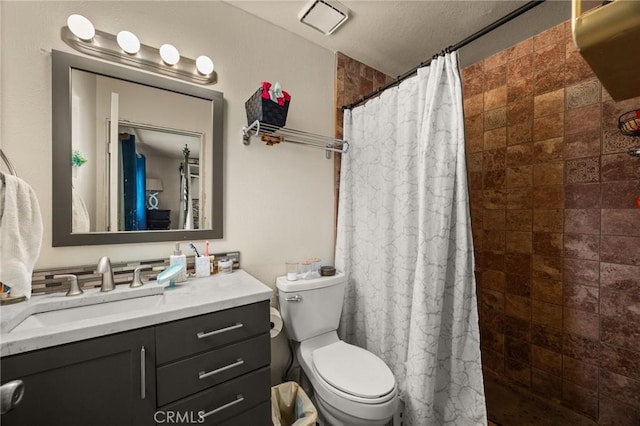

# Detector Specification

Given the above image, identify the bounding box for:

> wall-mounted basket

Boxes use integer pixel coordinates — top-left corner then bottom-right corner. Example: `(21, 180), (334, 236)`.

(618, 109), (640, 158)
(618, 109), (640, 137)
(245, 87), (290, 128)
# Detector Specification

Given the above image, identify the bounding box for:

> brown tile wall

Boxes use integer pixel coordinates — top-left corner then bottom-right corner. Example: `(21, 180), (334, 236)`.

(334, 52), (394, 216)
(335, 52), (395, 140)
(463, 21), (640, 424)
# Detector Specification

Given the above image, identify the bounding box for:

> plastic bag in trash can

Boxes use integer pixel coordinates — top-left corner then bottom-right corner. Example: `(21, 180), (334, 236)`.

(271, 381), (318, 426)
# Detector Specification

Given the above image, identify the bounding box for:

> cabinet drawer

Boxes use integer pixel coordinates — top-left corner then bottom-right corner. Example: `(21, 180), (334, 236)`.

(219, 401), (271, 426)
(156, 301), (269, 364)
(157, 333), (270, 406)
(159, 366), (270, 425)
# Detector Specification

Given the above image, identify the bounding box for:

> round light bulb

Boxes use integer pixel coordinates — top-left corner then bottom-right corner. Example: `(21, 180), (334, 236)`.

(116, 31), (140, 55)
(159, 44), (180, 66)
(67, 14), (95, 41)
(195, 55), (214, 75)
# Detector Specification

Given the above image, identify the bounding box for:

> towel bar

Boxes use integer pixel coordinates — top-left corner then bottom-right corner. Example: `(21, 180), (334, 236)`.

(242, 120), (349, 159)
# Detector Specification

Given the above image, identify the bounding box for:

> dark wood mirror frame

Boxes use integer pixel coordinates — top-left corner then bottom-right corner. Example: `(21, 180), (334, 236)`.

(52, 50), (223, 246)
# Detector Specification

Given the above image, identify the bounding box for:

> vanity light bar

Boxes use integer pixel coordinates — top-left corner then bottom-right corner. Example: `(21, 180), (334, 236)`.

(61, 19), (216, 85)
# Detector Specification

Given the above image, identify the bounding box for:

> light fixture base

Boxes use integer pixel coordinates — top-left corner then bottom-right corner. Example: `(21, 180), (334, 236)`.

(61, 27), (216, 85)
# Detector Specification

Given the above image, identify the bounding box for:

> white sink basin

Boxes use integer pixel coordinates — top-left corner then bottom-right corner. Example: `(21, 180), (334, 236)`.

(11, 294), (164, 333)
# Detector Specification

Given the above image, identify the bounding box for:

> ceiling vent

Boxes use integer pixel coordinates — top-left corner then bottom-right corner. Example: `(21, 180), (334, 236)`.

(298, 0), (349, 36)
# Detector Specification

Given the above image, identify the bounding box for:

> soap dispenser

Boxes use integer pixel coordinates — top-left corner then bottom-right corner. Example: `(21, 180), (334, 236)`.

(169, 243), (188, 283)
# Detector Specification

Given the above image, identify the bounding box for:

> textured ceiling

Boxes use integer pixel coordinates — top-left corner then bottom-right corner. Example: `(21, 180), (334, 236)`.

(226, 1), (531, 76)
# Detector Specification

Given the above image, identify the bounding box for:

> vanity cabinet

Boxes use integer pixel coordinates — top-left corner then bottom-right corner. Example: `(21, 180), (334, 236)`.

(155, 301), (272, 424)
(0, 301), (271, 425)
(0, 327), (156, 426)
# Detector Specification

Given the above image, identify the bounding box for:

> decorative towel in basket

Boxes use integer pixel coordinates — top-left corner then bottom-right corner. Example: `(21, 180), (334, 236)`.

(245, 81), (291, 127)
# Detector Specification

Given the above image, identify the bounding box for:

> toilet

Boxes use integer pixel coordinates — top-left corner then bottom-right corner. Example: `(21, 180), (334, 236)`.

(277, 273), (399, 426)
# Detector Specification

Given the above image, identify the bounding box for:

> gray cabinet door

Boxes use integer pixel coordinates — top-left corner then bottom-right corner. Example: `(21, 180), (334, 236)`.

(0, 328), (156, 426)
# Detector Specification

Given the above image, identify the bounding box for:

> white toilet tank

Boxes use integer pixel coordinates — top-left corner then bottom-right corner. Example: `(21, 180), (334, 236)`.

(276, 273), (346, 342)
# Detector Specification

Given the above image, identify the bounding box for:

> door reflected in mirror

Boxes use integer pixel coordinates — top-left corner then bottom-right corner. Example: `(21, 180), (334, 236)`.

(52, 50), (223, 246)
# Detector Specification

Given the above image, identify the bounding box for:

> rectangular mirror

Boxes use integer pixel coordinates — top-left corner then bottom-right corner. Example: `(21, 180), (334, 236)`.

(52, 50), (223, 246)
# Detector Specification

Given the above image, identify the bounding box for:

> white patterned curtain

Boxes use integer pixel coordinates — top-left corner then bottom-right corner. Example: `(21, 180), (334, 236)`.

(336, 52), (486, 425)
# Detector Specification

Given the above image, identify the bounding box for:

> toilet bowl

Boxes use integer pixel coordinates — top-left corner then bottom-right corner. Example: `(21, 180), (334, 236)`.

(298, 331), (398, 425)
(277, 274), (399, 426)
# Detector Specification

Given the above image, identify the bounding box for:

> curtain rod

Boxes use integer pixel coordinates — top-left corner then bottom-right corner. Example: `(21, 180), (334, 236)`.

(342, 0), (546, 110)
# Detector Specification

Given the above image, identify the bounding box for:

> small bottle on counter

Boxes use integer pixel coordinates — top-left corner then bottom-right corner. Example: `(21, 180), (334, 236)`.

(210, 255), (217, 274)
(218, 258), (233, 274)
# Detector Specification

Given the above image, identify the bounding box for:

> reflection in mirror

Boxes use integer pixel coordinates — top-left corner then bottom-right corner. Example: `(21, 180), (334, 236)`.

(117, 127), (203, 232)
(106, 126), (202, 232)
(70, 68), (211, 233)
(53, 50), (223, 246)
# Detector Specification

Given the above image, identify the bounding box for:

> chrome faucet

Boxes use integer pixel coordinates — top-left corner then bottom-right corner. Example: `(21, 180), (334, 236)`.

(97, 256), (115, 292)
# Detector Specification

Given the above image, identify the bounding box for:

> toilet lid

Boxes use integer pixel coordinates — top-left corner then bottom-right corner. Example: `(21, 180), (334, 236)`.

(312, 341), (395, 399)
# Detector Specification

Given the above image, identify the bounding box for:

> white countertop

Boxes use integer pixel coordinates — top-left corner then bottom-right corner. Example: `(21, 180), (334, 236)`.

(0, 270), (272, 357)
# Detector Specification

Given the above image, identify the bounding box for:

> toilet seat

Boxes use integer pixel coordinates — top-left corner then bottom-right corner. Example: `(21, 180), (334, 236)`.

(312, 341), (395, 401)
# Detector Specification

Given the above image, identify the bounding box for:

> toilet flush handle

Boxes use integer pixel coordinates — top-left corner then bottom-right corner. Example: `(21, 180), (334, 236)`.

(285, 295), (303, 302)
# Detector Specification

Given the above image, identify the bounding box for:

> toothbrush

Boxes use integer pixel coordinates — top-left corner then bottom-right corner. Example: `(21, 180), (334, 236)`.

(205, 241), (210, 257)
(188, 242), (201, 257)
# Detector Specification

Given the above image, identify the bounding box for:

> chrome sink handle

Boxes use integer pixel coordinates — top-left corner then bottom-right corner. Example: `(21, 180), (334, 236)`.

(130, 266), (152, 288)
(54, 274), (83, 297)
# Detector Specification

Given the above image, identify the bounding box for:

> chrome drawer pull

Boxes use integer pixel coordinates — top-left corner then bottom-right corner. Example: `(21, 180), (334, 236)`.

(198, 358), (245, 380)
(140, 346), (146, 399)
(201, 394), (244, 418)
(285, 295), (302, 302)
(196, 323), (243, 339)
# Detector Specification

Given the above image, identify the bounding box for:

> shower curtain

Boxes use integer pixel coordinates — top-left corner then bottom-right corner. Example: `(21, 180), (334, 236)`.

(336, 52), (486, 425)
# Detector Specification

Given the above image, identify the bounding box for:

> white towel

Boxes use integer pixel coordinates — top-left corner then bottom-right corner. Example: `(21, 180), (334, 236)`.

(0, 173), (43, 299)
